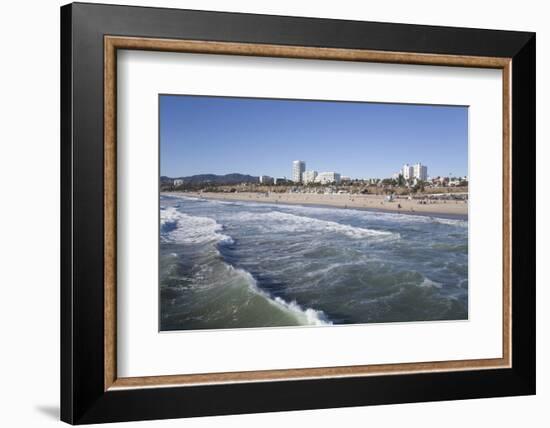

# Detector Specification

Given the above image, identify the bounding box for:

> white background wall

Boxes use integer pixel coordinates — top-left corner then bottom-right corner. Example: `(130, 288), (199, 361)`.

(0, 0), (546, 426)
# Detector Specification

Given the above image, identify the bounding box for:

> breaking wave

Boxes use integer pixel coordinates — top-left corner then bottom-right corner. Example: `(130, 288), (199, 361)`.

(160, 206), (331, 327)
(160, 207), (233, 245)
(235, 211), (398, 240)
(228, 265), (332, 326)
(432, 217), (468, 228)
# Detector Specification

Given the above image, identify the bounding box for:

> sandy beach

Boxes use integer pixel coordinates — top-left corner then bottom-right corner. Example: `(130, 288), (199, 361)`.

(167, 191), (468, 217)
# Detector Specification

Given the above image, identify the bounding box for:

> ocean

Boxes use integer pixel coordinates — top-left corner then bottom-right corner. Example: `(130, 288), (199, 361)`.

(160, 195), (468, 331)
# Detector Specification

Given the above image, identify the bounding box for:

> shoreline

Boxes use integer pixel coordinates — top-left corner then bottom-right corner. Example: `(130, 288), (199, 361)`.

(164, 191), (468, 220)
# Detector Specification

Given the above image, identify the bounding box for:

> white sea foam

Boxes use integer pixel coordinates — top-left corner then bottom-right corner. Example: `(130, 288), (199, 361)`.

(235, 211), (397, 240)
(163, 194), (467, 229)
(162, 193), (233, 205)
(362, 210), (467, 228)
(419, 277), (443, 288)
(271, 296), (332, 326)
(432, 217), (468, 228)
(160, 207), (233, 245)
(227, 265), (332, 326)
(283, 204), (468, 228)
(334, 208), (468, 228)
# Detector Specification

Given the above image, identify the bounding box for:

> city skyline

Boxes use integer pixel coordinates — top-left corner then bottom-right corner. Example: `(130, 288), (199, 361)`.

(160, 95), (468, 179)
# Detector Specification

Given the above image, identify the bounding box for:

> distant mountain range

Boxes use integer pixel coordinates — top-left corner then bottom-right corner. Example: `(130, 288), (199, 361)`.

(161, 173), (259, 185)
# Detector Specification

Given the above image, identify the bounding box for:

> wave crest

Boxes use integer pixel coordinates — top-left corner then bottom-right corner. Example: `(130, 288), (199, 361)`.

(432, 217), (468, 228)
(237, 211), (397, 240)
(228, 265), (332, 326)
(161, 207), (233, 245)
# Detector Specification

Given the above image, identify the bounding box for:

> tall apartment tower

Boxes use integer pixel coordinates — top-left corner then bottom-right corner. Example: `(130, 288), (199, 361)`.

(292, 160), (306, 183)
(402, 163), (413, 180)
(413, 163), (428, 181)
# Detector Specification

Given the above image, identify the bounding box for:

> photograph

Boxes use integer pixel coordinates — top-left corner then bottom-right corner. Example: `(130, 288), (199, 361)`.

(159, 95), (469, 331)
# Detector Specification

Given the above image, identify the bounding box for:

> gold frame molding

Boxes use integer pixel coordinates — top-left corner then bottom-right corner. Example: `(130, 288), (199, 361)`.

(104, 35), (512, 391)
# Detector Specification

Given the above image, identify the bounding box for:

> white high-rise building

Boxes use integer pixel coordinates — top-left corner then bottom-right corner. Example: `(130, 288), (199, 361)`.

(302, 170), (318, 184)
(292, 160), (306, 183)
(402, 164), (413, 180)
(413, 163), (428, 181)
(315, 172), (341, 184)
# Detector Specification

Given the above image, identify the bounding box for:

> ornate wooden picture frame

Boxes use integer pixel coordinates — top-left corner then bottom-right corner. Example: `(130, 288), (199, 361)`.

(61, 2), (535, 424)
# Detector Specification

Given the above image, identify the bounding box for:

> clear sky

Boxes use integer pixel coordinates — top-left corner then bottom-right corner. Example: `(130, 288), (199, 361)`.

(160, 95), (468, 179)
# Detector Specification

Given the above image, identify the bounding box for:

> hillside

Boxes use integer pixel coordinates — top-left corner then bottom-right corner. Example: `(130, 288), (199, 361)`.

(161, 173), (259, 185)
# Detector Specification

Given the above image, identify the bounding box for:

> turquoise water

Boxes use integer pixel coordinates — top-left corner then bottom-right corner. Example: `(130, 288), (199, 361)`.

(160, 195), (468, 331)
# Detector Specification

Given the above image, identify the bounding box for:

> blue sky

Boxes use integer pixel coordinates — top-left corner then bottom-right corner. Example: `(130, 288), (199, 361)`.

(160, 95), (468, 179)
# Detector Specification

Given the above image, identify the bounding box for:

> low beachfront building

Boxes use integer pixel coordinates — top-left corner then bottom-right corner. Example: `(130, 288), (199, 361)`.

(302, 170), (318, 184)
(315, 171), (341, 184)
(259, 175), (274, 184)
(274, 177), (290, 185)
(173, 179), (184, 186)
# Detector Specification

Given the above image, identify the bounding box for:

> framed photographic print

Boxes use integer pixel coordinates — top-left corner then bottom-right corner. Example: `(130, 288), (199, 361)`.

(60, 2), (536, 424)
